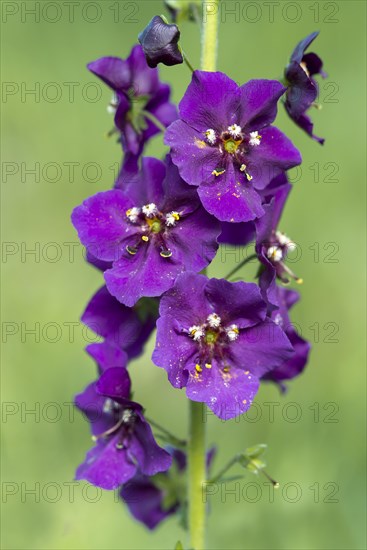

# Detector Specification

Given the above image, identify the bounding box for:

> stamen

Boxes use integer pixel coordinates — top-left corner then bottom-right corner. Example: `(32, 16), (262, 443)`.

(267, 246), (283, 262)
(107, 93), (118, 114)
(275, 231), (296, 251)
(205, 129), (217, 145)
(189, 325), (205, 341)
(165, 211), (180, 227)
(212, 168), (226, 177)
(240, 164), (252, 181)
(126, 245), (138, 255)
(142, 203), (158, 218)
(273, 313), (283, 326)
(91, 415), (125, 442)
(126, 207), (141, 223)
(160, 247), (172, 258)
(227, 124), (242, 138)
(207, 313), (221, 328)
(226, 324), (239, 341)
(249, 131), (262, 146)
(195, 364), (202, 373)
(141, 235), (149, 242)
(205, 363), (212, 369)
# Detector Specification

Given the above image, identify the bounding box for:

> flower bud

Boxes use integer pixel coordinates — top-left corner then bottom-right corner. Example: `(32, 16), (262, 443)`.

(138, 15), (183, 68)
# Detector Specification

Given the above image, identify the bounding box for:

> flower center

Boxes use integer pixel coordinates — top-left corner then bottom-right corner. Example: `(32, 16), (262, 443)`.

(203, 125), (262, 182)
(125, 204), (181, 259)
(187, 314), (239, 371)
(223, 138), (241, 154)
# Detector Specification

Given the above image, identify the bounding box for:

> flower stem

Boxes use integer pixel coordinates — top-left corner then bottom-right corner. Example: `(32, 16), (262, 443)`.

(224, 253), (258, 280)
(188, 401), (206, 550)
(142, 110), (167, 133)
(187, 5), (220, 550)
(201, 0), (220, 72)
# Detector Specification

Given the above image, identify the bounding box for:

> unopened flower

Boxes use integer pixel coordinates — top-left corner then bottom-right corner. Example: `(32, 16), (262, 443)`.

(165, 71), (301, 222)
(152, 272), (294, 419)
(284, 32), (326, 144)
(71, 156), (221, 306)
(138, 16), (183, 68)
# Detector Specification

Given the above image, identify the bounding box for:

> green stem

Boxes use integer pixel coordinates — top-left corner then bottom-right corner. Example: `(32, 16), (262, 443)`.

(208, 455), (239, 484)
(182, 50), (195, 73)
(146, 417), (186, 448)
(188, 401), (206, 550)
(188, 5), (220, 550)
(142, 110), (166, 133)
(201, 0), (220, 72)
(224, 253), (258, 280)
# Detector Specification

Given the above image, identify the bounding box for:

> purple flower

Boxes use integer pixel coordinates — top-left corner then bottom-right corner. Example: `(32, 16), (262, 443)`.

(88, 45), (177, 154)
(75, 367), (172, 490)
(255, 183), (302, 311)
(72, 157), (221, 306)
(284, 32), (326, 144)
(152, 272), (294, 420)
(138, 16), (183, 68)
(120, 447), (216, 529)
(165, 71), (301, 223)
(262, 287), (311, 389)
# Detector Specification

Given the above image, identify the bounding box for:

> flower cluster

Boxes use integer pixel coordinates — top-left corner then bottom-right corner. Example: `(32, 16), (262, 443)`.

(71, 27), (325, 530)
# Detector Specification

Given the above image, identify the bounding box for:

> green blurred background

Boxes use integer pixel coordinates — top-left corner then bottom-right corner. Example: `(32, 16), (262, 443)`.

(1, 1), (366, 548)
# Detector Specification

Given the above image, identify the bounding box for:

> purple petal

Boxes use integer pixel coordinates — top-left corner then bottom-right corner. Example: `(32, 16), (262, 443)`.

(152, 314), (197, 388)
(186, 358), (260, 420)
(197, 162), (265, 222)
(204, 279), (267, 328)
(87, 56), (131, 91)
(81, 286), (151, 356)
(165, 120), (223, 187)
(179, 71), (241, 132)
(218, 221), (255, 246)
(290, 32), (320, 64)
(129, 413), (172, 476)
(96, 367), (132, 402)
(71, 190), (135, 261)
(249, 126), (302, 190)
(86, 342), (128, 372)
(157, 272), (211, 325)
(104, 243), (183, 307)
(75, 439), (137, 490)
(240, 80), (286, 129)
(229, 322), (294, 378)
(120, 478), (174, 530)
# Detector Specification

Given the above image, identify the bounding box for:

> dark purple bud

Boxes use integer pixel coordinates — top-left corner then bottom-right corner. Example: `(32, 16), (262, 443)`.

(138, 15), (183, 68)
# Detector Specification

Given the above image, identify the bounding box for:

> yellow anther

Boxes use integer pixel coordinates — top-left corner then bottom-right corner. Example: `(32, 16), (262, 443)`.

(205, 363), (212, 369)
(195, 364), (202, 373)
(296, 278), (304, 285)
(126, 245), (138, 255)
(223, 366), (230, 373)
(212, 168), (226, 177)
(141, 235), (149, 242)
